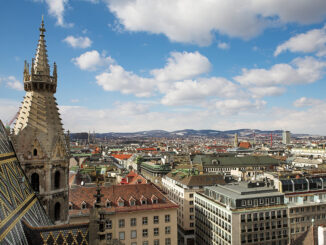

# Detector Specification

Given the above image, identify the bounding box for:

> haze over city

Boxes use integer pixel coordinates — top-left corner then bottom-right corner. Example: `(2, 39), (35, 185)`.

(1, 1), (326, 134)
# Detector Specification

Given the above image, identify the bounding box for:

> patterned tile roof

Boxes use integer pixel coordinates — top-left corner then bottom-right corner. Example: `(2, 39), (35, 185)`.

(69, 183), (178, 215)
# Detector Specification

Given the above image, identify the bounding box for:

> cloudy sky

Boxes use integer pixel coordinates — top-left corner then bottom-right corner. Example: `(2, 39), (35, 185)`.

(1, 0), (326, 134)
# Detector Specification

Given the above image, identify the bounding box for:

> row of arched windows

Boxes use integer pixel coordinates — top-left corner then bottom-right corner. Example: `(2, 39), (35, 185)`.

(30, 171), (61, 192)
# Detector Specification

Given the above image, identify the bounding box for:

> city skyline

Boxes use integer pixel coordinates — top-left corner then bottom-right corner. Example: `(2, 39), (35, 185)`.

(1, 1), (326, 134)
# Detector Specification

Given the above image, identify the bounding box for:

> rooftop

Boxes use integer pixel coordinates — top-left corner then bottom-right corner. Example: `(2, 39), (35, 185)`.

(206, 182), (282, 200)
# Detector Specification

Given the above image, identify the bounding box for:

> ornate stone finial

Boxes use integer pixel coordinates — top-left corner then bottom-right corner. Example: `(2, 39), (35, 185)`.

(94, 177), (103, 209)
(33, 16), (49, 76)
(53, 62), (57, 81)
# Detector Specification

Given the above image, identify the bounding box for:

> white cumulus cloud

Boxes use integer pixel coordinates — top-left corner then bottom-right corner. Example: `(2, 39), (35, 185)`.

(44, 0), (73, 27)
(293, 97), (324, 107)
(96, 65), (155, 97)
(217, 41), (230, 50)
(234, 56), (326, 87)
(0, 76), (23, 91)
(275, 25), (326, 56)
(215, 99), (266, 115)
(72, 50), (114, 71)
(249, 86), (286, 98)
(106, 0), (326, 45)
(161, 78), (241, 106)
(63, 36), (92, 48)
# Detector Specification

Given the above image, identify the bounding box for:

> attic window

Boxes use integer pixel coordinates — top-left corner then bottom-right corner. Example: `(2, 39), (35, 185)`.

(151, 195), (158, 204)
(81, 201), (87, 209)
(106, 200), (111, 208)
(117, 197), (124, 207)
(140, 196), (147, 205)
(69, 202), (73, 210)
(129, 197), (136, 206)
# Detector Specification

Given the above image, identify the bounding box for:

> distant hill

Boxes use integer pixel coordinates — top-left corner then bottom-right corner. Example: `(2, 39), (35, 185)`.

(70, 129), (310, 139)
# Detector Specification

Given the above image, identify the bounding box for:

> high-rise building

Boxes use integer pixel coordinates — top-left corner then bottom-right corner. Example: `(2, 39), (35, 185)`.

(282, 131), (291, 145)
(12, 17), (70, 223)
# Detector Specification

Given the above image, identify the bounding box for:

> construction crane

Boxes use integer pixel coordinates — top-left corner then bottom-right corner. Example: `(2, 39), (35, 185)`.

(5, 111), (19, 129)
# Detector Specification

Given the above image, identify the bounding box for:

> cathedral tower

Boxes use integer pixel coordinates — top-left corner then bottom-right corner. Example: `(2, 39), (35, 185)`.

(12, 17), (69, 223)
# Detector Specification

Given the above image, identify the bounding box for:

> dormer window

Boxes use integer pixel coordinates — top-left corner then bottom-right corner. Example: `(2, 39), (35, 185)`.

(129, 196), (136, 206)
(69, 202), (73, 210)
(81, 201), (87, 209)
(140, 195), (147, 205)
(106, 200), (111, 208)
(117, 197), (124, 207)
(151, 195), (158, 204)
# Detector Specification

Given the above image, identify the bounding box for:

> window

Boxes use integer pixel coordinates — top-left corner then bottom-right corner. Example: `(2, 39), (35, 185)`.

(54, 202), (60, 221)
(190, 208), (194, 213)
(54, 171), (60, 189)
(143, 242), (148, 245)
(106, 201), (111, 208)
(131, 243), (137, 245)
(189, 201), (194, 205)
(165, 238), (171, 245)
(33, 148), (38, 156)
(190, 215), (194, 220)
(143, 229), (148, 237)
(241, 200), (246, 206)
(154, 239), (159, 245)
(141, 197), (147, 205)
(81, 202), (86, 209)
(143, 217), (148, 225)
(106, 233), (112, 240)
(154, 216), (159, 224)
(119, 232), (125, 240)
(190, 222), (194, 227)
(131, 218), (136, 226)
(119, 219), (125, 228)
(165, 226), (171, 234)
(106, 220), (112, 229)
(131, 230), (137, 239)
(118, 200), (124, 207)
(154, 228), (159, 236)
(189, 193), (194, 198)
(165, 214), (170, 223)
(31, 173), (39, 192)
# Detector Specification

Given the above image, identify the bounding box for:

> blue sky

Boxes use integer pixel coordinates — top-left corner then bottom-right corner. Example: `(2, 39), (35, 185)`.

(1, 0), (326, 134)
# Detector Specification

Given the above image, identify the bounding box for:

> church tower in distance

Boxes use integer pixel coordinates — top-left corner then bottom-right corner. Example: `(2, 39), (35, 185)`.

(12, 17), (69, 223)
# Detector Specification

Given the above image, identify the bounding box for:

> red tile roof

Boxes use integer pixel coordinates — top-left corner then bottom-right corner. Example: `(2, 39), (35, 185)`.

(111, 154), (133, 160)
(238, 142), (251, 149)
(69, 183), (177, 215)
(120, 171), (147, 185)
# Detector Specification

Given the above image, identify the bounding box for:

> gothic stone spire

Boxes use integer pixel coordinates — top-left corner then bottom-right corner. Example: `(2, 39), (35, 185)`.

(23, 16), (57, 93)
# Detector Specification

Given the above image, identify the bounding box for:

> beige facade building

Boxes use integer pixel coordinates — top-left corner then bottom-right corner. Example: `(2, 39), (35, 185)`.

(195, 182), (288, 245)
(162, 170), (225, 245)
(279, 176), (326, 242)
(69, 183), (178, 245)
(12, 17), (70, 223)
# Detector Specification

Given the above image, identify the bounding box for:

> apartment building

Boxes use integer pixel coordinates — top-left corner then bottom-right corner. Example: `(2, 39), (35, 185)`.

(279, 176), (326, 242)
(69, 183), (178, 245)
(195, 182), (288, 245)
(192, 155), (280, 175)
(162, 170), (225, 245)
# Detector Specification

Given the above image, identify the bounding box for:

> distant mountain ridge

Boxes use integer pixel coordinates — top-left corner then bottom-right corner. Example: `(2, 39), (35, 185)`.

(70, 129), (310, 139)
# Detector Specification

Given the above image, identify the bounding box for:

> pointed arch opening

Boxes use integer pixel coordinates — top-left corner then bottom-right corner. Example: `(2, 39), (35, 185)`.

(33, 148), (38, 156)
(54, 202), (61, 221)
(54, 171), (60, 189)
(31, 173), (39, 192)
